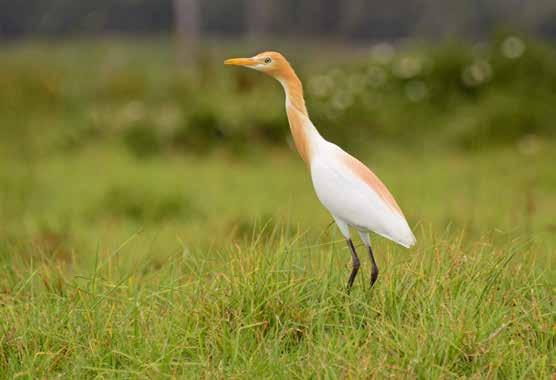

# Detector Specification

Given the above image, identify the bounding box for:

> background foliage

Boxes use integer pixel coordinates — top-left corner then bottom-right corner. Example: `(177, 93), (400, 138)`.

(0, 36), (554, 378)
(2, 35), (555, 159)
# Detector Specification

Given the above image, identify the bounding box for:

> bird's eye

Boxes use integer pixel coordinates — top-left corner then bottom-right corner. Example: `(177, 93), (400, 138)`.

(264, 57), (272, 64)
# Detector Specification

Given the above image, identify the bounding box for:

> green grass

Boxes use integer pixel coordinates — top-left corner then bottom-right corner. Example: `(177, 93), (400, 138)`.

(0, 39), (555, 378)
(0, 142), (554, 378)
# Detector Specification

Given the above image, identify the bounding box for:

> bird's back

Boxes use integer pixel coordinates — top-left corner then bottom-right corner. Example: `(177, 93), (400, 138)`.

(310, 141), (416, 248)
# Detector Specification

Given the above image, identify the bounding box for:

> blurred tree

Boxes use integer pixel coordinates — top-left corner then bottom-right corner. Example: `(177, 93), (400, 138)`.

(339, 0), (421, 40)
(320, 0), (342, 36)
(173, 0), (200, 65)
(414, 0), (477, 38)
(296, 0), (318, 35)
(515, 0), (556, 34)
(0, 0), (555, 41)
(339, 0), (365, 37)
(246, 0), (274, 46)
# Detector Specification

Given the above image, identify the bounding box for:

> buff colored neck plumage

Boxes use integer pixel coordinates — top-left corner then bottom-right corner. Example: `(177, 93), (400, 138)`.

(279, 71), (307, 115)
(275, 66), (319, 165)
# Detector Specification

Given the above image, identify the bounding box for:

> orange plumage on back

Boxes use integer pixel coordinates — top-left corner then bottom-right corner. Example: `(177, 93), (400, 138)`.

(339, 152), (403, 216)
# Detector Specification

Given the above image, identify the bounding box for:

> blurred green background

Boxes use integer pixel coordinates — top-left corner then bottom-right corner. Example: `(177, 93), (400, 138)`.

(1, 35), (554, 250)
(0, 1), (555, 378)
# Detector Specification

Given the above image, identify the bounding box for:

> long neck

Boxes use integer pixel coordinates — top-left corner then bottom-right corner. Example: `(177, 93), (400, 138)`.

(280, 71), (307, 116)
(278, 68), (320, 165)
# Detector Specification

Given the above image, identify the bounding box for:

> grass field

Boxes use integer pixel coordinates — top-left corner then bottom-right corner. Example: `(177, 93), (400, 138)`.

(0, 40), (555, 378)
(1, 143), (554, 378)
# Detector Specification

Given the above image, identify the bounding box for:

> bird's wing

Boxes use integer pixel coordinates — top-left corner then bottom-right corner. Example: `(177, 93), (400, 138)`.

(310, 143), (415, 248)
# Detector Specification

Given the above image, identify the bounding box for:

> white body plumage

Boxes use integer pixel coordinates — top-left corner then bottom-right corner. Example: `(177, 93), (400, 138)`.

(290, 105), (415, 247)
(225, 51), (415, 287)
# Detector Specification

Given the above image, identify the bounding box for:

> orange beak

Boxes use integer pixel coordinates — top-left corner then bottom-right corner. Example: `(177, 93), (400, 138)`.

(224, 57), (257, 66)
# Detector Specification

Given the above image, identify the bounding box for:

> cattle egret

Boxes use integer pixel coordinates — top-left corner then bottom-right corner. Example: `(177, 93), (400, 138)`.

(225, 52), (416, 289)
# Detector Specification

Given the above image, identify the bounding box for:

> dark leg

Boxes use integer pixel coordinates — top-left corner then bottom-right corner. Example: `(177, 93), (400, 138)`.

(367, 243), (379, 287)
(346, 239), (360, 290)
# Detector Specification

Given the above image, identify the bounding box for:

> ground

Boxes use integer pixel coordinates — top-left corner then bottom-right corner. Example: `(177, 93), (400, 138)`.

(0, 142), (554, 378)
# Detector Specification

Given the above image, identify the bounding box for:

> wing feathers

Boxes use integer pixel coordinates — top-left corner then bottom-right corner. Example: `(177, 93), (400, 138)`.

(338, 151), (403, 216)
(310, 143), (416, 248)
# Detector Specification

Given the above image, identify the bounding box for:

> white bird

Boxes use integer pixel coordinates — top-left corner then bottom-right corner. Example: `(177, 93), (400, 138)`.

(225, 52), (416, 289)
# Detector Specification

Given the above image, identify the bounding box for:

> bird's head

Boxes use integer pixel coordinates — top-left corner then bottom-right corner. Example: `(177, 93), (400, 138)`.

(224, 51), (292, 79)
